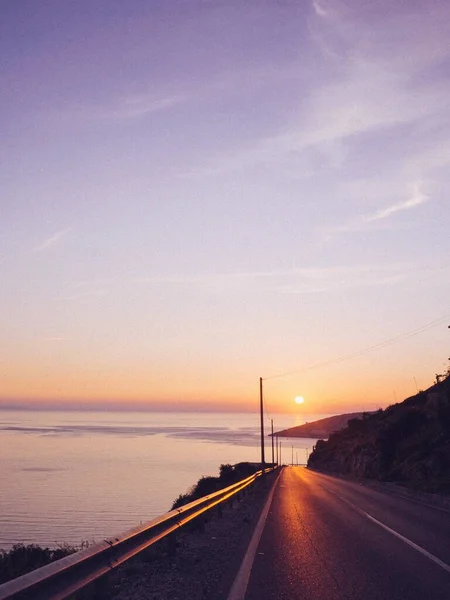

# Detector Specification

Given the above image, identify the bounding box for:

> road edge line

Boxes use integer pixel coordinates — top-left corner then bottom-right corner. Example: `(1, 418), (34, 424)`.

(362, 510), (450, 574)
(226, 470), (281, 600)
(323, 484), (450, 575)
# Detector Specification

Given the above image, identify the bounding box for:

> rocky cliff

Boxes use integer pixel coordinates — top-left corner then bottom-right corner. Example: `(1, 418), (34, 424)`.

(307, 377), (450, 493)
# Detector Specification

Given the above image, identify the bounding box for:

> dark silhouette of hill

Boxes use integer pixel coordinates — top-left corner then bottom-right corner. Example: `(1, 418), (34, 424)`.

(307, 377), (450, 493)
(274, 412), (367, 439)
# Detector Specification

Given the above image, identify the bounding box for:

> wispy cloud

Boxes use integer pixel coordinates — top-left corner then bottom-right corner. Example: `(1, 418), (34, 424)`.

(76, 62), (304, 124)
(134, 263), (413, 295)
(187, 2), (450, 180)
(103, 94), (185, 120)
(133, 270), (283, 287)
(34, 228), (71, 252)
(321, 182), (430, 239)
(364, 182), (429, 222)
(76, 93), (186, 121)
(312, 0), (329, 19)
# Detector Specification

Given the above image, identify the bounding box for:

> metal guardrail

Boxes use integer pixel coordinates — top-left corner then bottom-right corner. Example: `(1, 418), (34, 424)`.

(0, 467), (276, 600)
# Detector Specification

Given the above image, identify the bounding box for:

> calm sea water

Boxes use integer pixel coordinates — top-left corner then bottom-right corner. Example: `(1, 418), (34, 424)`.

(0, 409), (325, 550)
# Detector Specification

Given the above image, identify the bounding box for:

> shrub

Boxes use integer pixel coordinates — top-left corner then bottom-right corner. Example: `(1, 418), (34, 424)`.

(170, 462), (259, 510)
(0, 543), (77, 585)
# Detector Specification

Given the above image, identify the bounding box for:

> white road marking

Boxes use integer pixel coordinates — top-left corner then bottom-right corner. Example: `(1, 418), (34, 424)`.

(376, 490), (450, 514)
(313, 471), (450, 514)
(226, 473), (280, 600)
(323, 485), (450, 575)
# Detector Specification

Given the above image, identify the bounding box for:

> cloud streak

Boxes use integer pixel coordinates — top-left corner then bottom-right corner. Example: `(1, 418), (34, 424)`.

(364, 183), (429, 222)
(321, 181), (430, 240)
(34, 228), (71, 252)
(77, 61), (305, 125)
(312, 0), (329, 19)
(72, 93), (186, 121)
(188, 1), (450, 182)
(134, 263), (413, 295)
(102, 94), (186, 120)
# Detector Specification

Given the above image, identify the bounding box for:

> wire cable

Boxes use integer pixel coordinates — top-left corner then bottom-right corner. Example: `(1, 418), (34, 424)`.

(263, 314), (449, 381)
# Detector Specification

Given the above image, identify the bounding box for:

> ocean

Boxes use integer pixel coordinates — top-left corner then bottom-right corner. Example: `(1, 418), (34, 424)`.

(0, 409), (324, 550)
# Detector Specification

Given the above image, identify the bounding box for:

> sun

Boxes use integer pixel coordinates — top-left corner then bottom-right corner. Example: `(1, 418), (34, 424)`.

(294, 396), (305, 405)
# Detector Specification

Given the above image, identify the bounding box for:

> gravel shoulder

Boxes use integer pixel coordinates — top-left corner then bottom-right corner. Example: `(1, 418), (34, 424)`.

(107, 470), (279, 600)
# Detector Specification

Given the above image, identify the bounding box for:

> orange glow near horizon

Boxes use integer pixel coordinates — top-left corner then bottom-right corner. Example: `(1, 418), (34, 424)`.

(0, 348), (441, 415)
(1, 322), (447, 415)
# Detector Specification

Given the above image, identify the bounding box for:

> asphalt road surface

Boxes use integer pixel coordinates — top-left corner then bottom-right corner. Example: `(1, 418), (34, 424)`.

(242, 467), (450, 600)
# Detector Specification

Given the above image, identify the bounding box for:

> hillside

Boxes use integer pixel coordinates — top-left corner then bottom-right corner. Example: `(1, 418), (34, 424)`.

(307, 377), (450, 493)
(274, 412), (367, 439)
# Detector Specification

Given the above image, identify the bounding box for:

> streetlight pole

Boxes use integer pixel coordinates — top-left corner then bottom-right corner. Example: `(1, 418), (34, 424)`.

(259, 377), (265, 469)
(271, 419), (274, 466)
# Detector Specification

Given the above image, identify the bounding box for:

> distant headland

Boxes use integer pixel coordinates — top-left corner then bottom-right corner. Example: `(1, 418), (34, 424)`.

(273, 412), (368, 439)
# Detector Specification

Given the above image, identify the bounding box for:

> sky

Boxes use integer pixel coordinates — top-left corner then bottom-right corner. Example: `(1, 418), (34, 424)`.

(1, 0), (449, 414)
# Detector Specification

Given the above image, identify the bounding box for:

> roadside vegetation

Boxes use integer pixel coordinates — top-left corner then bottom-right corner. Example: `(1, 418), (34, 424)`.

(171, 462), (260, 509)
(0, 542), (78, 585)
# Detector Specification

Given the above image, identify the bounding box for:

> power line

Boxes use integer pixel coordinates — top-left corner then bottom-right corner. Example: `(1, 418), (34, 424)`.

(262, 393), (272, 426)
(264, 315), (449, 381)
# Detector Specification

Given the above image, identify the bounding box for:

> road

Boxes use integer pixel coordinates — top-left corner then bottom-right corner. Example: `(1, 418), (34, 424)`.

(239, 467), (450, 600)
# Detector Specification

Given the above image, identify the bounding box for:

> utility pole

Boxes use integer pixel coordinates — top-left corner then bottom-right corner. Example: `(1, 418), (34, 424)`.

(276, 435), (279, 465)
(259, 377), (265, 469)
(271, 419), (274, 466)
(279, 440), (282, 465)
(291, 445), (294, 466)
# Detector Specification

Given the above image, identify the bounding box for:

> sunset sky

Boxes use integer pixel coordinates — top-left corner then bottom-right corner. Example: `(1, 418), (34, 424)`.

(1, 0), (449, 414)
